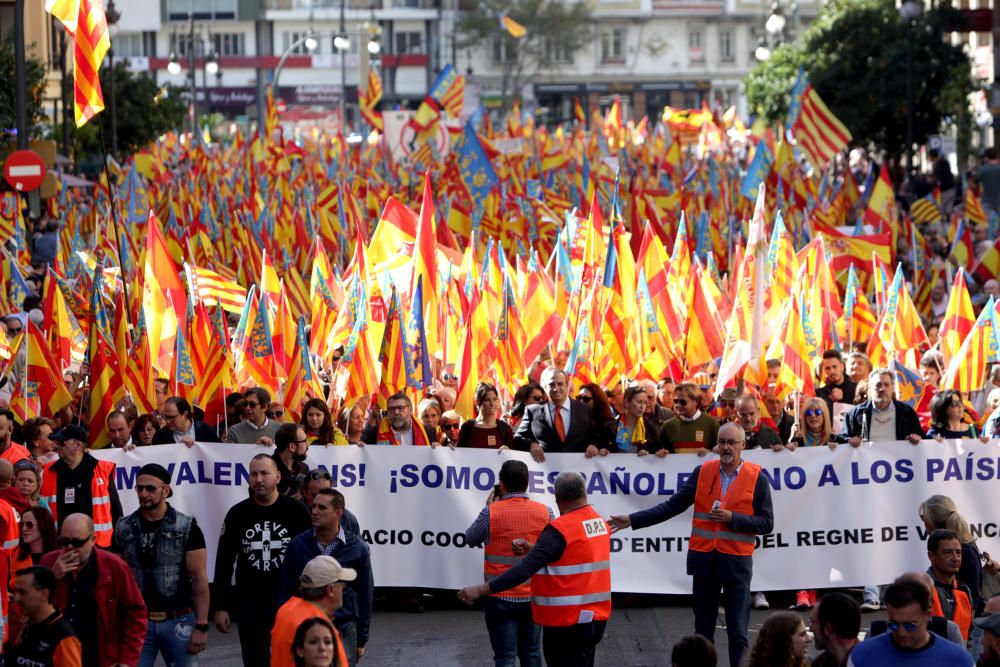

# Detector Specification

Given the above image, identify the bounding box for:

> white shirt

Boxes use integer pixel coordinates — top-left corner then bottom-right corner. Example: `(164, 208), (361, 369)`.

(393, 427), (414, 447)
(677, 409), (703, 423)
(550, 399), (571, 435)
(868, 401), (896, 442)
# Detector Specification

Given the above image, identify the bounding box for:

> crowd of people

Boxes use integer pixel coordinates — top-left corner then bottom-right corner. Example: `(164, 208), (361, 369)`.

(0, 346), (996, 666)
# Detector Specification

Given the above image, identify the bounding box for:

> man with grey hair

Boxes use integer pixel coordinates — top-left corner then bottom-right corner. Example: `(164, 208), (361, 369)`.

(460, 471), (612, 667)
(841, 368), (924, 446)
(515, 368), (593, 462)
(609, 422), (774, 667)
(638, 379), (673, 428)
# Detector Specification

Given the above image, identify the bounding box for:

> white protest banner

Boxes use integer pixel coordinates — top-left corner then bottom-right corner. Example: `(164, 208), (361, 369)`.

(94, 440), (1000, 593)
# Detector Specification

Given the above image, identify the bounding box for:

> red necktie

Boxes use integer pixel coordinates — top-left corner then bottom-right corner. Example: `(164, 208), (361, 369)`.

(555, 407), (567, 441)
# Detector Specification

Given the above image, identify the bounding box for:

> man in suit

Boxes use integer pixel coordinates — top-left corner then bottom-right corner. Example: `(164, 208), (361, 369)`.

(152, 397), (222, 446)
(609, 422), (774, 667)
(514, 368), (593, 462)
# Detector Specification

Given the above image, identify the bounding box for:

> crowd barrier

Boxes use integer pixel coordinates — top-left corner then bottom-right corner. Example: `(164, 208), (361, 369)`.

(93, 440), (1000, 593)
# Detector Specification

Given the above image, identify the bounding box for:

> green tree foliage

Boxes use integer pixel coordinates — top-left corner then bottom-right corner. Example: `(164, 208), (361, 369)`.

(745, 0), (975, 159)
(0, 31), (48, 146)
(73, 62), (186, 159)
(457, 0), (592, 114)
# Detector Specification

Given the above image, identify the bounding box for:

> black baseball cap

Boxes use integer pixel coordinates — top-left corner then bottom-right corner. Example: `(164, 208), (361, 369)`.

(52, 424), (89, 444)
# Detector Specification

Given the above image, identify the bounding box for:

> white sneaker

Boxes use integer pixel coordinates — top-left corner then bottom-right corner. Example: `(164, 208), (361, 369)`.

(860, 600), (880, 612)
(752, 592), (770, 610)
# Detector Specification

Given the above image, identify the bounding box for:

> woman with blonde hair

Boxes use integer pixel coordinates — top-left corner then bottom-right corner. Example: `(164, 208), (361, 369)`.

(919, 495), (984, 620)
(787, 397), (838, 450)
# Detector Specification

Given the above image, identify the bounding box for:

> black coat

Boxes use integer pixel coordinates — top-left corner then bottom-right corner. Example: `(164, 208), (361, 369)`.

(840, 400), (925, 441)
(152, 420), (222, 445)
(513, 400), (593, 453)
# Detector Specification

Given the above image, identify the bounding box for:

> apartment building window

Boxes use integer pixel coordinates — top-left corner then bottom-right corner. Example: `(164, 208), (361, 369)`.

(600, 27), (625, 63)
(167, 0), (236, 20)
(213, 32), (246, 56)
(283, 31), (313, 55)
(393, 31), (424, 54)
(719, 28), (734, 62)
(492, 38), (513, 65)
(543, 38), (573, 64)
(689, 29), (704, 62)
(114, 33), (148, 58)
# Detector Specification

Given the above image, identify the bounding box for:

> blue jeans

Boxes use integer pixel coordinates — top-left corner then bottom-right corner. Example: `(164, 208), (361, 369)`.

(337, 619), (358, 667)
(692, 576), (750, 667)
(139, 612), (198, 667)
(483, 597), (542, 667)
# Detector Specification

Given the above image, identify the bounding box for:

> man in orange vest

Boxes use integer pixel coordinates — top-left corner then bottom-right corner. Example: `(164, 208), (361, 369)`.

(464, 460), (554, 667)
(39, 425), (121, 548)
(459, 471), (611, 667)
(926, 528), (974, 641)
(609, 422), (774, 667)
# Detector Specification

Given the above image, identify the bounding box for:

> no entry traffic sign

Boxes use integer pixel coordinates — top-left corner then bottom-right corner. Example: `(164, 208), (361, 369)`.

(4, 150), (47, 192)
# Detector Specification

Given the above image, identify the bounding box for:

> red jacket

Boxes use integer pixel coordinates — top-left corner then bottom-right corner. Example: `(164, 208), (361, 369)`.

(40, 548), (147, 667)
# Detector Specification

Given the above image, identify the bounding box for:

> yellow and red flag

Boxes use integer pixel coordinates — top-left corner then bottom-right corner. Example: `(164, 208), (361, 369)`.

(142, 211), (187, 376)
(941, 296), (1000, 392)
(24, 320), (73, 417)
(939, 270), (975, 366)
(46, 0), (110, 126)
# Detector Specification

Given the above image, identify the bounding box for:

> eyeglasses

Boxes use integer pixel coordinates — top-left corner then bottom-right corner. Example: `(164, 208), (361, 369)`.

(887, 621), (920, 633)
(292, 438), (309, 445)
(58, 535), (93, 548)
(576, 395), (592, 403)
(442, 373), (458, 381)
(267, 410), (285, 418)
(162, 413), (180, 420)
(716, 438), (744, 447)
(136, 484), (165, 493)
(245, 401), (260, 408)
(804, 409), (824, 417)
(22, 521), (35, 528)
(442, 423), (460, 430)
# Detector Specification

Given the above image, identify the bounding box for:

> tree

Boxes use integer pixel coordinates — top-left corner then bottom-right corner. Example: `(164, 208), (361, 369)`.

(745, 0), (975, 161)
(0, 31), (48, 147)
(457, 0), (593, 115)
(72, 62), (186, 160)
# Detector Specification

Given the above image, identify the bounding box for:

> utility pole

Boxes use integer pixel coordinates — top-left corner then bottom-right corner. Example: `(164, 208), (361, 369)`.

(339, 0), (347, 132)
(14, 0), (27, 150)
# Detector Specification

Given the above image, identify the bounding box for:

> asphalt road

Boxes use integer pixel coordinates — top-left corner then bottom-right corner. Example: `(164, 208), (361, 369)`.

(190, 590), (886, 666)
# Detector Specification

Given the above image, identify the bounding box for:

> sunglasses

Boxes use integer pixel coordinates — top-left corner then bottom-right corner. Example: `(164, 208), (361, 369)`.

(887, 621), (920, 633)
(7, 327), (22, 335)
(674, 399), (689, 406)
(530, 394), (546, 402)
(309, 469), (332, 480)
(267, 410), (285, 418)
(442, 423), (460, 430)
(22, 521), (35, 528)
(136, 484), (165, 493)
(576, 395), (592, 403)
(58, 535), (93, 548)
(442, 374), (458, 381)
(245, 401), (260, 408)
(804, 409), (824, 417)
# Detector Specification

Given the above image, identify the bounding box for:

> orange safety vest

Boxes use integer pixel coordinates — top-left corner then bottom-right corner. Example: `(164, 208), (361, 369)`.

(40, 459), (117, 547)
(0, 499), (20, 550)
(690, 459), (761, 557)
(484, 497), (551, 600)
(930, 581), (973, 641)
(530, 505), (611, 628)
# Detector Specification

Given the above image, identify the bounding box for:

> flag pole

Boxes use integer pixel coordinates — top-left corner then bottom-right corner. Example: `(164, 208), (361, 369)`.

(97, 119), (132, 324)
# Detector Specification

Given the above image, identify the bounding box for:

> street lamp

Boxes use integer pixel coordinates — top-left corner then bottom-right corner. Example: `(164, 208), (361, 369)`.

(205, 52), (219, 76)
(105, 0), (121, 155)
(899, 0), (923, 177)
(167, 53), (182, 75)
(305, 35), (319, 52)
(367, 32), (381, 55)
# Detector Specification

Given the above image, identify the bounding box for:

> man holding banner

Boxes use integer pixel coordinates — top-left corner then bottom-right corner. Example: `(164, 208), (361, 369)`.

(608, 422), (774, 667)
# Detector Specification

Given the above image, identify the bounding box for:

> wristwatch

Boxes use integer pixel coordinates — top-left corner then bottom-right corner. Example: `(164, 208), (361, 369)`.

(194, 623), (210, 633)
